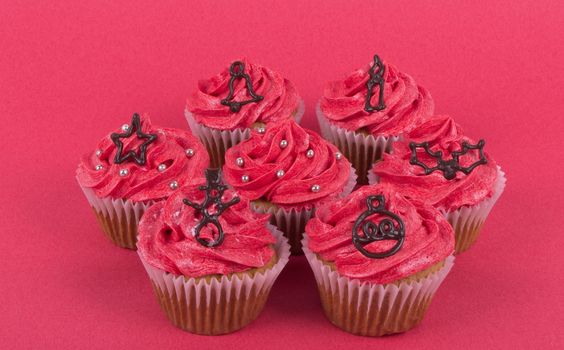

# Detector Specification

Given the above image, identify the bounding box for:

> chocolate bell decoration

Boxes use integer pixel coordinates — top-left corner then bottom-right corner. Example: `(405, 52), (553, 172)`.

(221, 61), (264, 113)
(364, 54), (386, 113)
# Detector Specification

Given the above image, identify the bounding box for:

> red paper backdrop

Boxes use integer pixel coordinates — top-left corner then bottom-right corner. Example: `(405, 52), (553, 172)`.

(1, 1), (563, 349)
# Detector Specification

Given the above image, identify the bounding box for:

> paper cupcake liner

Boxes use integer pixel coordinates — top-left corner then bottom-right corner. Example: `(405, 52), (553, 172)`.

(440, 166), (507, 254)
(316, 103), (400, 185)
(251, 165), (357, 255)
(302, 234), (455, 336)
(137, 225), (290, 335)
(79, 186), (154, 249)
(186, 100), (305, 168)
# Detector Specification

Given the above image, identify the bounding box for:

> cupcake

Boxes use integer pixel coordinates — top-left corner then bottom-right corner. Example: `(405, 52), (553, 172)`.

(303, 184), (455, 336)
(76, 113), (209, 249)
(136, 169), (290, 335)
(370, 115), (506, 254)
(317, 54), (434, 184)
(186, 58), (305, 167)
(222, 119), (356, 255)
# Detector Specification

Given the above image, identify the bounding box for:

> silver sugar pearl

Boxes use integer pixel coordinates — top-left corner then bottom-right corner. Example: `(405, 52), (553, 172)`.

(306, 149), (314, 158)
(119, 169), (129, 177)
(95, 149), (102, 157)
(236, 157), (244, 167)
(311, 184), (321, 192)
(185, 148), (195, 157)
(121, 124), (129, 132)
(276, 169), (285, 178)
(158, 163), (167, 172)
(256, 126), (266, 134)
(241, 175), (250, 183)
(95, 165), (103, 171)
(279, 140), (288, 149)
(169, 180), (179, 190)
(335, 152), (342, 160)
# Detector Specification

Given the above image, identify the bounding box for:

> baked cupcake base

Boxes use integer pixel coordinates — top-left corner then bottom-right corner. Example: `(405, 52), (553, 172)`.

(186, 100), (305, 168)
(138, 226), (290, 335)
(80, 186), (153, 249)
(317, 103), (399, 185)
(302, 235), (455, 336)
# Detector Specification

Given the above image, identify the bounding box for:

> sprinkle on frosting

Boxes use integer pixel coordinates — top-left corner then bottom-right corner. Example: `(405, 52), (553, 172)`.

(76, 114), (210, 202)
(306, 184), (454, 284)
(223, 120), (352, 208)
(137, 183), (276, 277)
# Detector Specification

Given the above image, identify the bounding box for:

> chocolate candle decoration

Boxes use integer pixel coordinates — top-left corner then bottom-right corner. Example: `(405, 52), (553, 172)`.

(183, 169), (240, 248)
(111, 113), (157, 166)
(364, 55), (386, 113)
(409, 139), (488, 180)
(220, 61), (264, 113)
(352, 195), (405, 259)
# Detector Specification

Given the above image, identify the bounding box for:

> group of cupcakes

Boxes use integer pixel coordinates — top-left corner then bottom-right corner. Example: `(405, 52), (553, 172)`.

(76, 55), (506, 337)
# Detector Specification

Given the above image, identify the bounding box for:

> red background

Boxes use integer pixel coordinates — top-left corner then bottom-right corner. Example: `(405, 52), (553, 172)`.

(1, 1), (563, 349)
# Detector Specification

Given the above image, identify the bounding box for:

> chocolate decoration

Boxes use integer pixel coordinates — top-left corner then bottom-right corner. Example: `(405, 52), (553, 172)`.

(220, 61), (264, 113)
(409, 139), (487, 180)
(110, 113), (157, 166)
(352, 195), (405, 259)
(183, 169), (240, 248)
(364, 55), (386, 113)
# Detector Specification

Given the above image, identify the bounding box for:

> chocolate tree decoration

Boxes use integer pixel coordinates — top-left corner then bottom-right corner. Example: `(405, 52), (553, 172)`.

(110, 113), (157, 166)
(352, 195), (405, 259)
(364, 54), (386, 113)
(220, 61), (264, 113)
(183, 169), (240, 248)
(409, 139), (487, 180)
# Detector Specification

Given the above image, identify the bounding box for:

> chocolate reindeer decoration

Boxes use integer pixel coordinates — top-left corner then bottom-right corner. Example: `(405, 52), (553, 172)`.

(352, 195), (405, 259)
(364, 54), (386, 113)
(110, 113), (157, 166)
(409, 139), (487, 180)
(221, 61), (264, 113)
(183, 169), (240, 247)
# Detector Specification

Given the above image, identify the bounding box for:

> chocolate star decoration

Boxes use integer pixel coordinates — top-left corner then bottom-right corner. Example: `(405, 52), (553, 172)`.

(220, 61), (264, 113)
(110, 113), (157, 166)
(183, 169), (240, 248)
(364, 54), (386, 113)
(409, 139), (488, 180)
(352, 195), (405, 259)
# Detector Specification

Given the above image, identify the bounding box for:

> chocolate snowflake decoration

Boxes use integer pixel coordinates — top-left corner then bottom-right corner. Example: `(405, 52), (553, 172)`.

(220, 61), (264, 113)
(364, 54), (386, 113)
(183, 169), (240, 248)
(110, 113), (157, 166)
(352, 195), (405, 259)
(409, 139), (487, 180)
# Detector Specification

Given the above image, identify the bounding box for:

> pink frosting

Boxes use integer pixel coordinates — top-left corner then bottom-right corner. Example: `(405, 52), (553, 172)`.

(372, 115), (499, 212)
(319, 57), (434, 136)
(137, 184), (276, 277)
(76, 114), (210, 202)
(186, 58), (301, 130)
(222, 120), (352, 208)
(306, 184), (454, 284)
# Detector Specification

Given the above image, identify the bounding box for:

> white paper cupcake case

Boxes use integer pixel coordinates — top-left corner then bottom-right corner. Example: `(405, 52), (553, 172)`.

(250, 165), (357, 255)
(137, 225), (290, 335)
(79, 185), (154, 249)
(186, 100), (305, 168)
(440, 166), (507, 253)
(316, 103), (400, 185)
(302, 234), (455, 336)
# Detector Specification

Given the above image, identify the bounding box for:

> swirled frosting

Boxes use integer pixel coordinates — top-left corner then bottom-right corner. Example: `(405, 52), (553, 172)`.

(222, 120), (352, 208)
(372, 115), (499, 212)
(76, 114), (210, 202)
(306, 184), (454, 284)
(137, 184), (276, 277)
(319, 58), (434, 136)
(186, 58), (301, 130)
